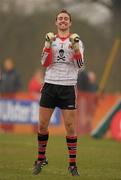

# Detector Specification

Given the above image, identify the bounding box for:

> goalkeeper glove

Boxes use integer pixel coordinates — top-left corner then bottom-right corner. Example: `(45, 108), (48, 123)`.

(44, 32), (55, 48)
(69, 33), (80, 52)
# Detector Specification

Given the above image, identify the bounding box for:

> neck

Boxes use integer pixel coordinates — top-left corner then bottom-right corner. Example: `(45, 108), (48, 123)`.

(57, 29), (70, 38)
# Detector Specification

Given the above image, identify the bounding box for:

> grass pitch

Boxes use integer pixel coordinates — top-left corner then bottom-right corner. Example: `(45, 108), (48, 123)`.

(0, 133), (121, 180)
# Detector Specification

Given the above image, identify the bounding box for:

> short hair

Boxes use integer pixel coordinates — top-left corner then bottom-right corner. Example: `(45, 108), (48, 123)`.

(56, 9), (72, 21)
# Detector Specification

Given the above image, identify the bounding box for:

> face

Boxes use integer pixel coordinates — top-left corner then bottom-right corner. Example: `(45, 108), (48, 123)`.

(55, 13), (72, 31)
(4, 58), (14, 71)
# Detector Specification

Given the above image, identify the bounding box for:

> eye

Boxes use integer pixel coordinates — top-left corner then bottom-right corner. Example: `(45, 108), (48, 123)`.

(58, 17), (63, 21)
(64, 17), (69, 21)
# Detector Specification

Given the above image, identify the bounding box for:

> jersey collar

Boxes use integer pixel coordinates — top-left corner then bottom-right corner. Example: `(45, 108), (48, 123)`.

(56, 33), (70, 41)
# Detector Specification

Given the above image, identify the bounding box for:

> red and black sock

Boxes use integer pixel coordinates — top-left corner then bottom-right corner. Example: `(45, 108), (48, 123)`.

(37, 133), (49, 162)
(66, 136), (77, 167)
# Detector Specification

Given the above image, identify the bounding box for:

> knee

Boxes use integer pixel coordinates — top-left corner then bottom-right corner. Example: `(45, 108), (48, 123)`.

(38, 121), (48, 134)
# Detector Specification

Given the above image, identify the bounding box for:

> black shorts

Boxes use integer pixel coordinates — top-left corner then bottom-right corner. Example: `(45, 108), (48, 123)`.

(39, 83), (76, 109)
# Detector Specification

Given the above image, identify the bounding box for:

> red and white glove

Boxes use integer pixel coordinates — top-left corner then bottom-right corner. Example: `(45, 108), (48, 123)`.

(69, 33), (80, 52)
(44, 32), (56, 49)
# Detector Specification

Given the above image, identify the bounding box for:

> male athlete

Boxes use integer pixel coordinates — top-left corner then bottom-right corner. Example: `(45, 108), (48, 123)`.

(33, 9), (84, 176)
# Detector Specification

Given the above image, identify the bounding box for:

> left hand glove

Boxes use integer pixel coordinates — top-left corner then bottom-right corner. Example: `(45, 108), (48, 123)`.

(69, 33), (80, 51)
(69, 33), (80, 43)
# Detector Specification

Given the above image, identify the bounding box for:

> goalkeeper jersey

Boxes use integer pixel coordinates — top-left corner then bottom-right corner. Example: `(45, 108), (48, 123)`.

(41, 35), (84, 86)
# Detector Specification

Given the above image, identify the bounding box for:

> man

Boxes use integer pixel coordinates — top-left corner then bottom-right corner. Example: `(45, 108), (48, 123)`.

(0, 58), (22, 93)
(33, 9), (84, 176)
(0, 65), (2, 81)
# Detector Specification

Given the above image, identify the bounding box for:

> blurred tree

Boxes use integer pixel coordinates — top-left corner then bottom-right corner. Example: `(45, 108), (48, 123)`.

(0, 0), (120, 92)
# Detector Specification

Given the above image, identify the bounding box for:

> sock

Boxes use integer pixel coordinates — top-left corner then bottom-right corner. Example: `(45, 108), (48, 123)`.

(37, 132), (49, 162)
(66, 136), (77, 167)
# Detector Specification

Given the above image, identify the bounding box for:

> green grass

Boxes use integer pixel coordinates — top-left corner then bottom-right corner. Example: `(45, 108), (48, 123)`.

(0, 133), (121, 180)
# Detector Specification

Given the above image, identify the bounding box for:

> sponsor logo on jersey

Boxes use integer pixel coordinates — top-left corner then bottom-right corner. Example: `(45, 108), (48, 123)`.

(67, 105), (75, 108)
(52, 43), (57, 47)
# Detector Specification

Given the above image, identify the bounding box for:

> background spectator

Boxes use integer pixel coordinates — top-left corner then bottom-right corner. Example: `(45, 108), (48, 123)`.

(77, 70), (90, 91)
(77, 70), (98, 134)
(77, 70), (98, 92)
(87, 71), (98, 92)
(0, 65), (2, 81)
(28, 69), (44, 98)
(0, 57), (22, 93)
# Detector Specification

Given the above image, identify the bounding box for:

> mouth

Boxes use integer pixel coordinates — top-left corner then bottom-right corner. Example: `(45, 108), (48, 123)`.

(59, 22), (68, 26)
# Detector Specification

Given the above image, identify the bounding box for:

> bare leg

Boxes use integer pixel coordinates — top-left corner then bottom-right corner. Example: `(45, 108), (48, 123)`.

(62, 109), (79, 175)
(33, 107), (55, 175)
(38, 107), (54, 133)
(62, 109), (77, 136)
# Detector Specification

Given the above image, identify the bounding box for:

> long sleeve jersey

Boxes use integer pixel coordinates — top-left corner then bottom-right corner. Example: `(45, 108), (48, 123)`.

(41, 35), (84, 86)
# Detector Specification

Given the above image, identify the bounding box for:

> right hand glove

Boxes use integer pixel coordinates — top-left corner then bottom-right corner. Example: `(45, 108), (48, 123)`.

(45, 32), (55, 48)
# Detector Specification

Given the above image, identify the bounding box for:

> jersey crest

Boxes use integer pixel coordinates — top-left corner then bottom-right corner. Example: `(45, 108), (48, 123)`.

(57, 49), (66, 61)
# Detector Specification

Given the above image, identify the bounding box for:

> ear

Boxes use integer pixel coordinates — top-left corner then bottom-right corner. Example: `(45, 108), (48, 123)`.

(69, 21), (72, 27)
(55, 21), (57, 26)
